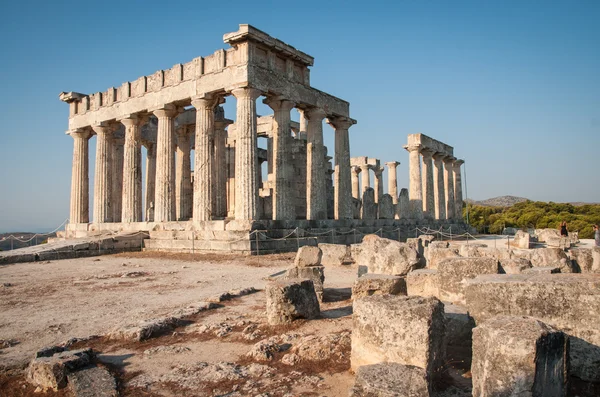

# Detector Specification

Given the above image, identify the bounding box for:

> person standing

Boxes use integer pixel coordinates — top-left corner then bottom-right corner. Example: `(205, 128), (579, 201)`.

(594, 224), (600, 247)
(560, 221), (569, 237)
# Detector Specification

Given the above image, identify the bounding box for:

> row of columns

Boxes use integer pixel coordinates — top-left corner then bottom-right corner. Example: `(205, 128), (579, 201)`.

(351, 162), (400, 204)
(69, 87), (356, 224)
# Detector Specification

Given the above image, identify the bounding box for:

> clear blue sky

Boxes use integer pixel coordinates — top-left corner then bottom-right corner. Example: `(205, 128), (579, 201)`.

(0, 0), (598, 232)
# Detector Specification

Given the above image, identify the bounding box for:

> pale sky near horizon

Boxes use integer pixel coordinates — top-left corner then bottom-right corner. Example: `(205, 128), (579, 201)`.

(0, 0), (598, 233)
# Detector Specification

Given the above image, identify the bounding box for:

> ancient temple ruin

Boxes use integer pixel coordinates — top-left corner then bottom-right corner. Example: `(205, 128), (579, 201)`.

(59, 24), (469, 253)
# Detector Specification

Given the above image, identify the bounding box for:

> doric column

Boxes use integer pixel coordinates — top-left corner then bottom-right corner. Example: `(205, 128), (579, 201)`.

(305, 107), (328, 220)
(152, 105), (179, 222)
(68, 129), (92, 224)
(231, 87), (261, 220)
(404, 144), (423, 219)
(214, 116), (231, 218)
(420, 149), (435, 220)
(444, 156), (457, 220)
(111, 137), (124, 222)
(264, 97), (295, 220)
(143, 141), (156, 222)
(453, 159), (465, 220)
(432, 152), (446, 220)
(351, 166), (361, 199)
(92, 124), (113, 223)
(175, 125), (193, 221)
(327, 116), (354, 220)
(385, 161), (400, 205)
(360, 164), (371, 195)
(297, 108), (308, 140)
(120, 115), (145, 223)
(373, 167), (384, 204)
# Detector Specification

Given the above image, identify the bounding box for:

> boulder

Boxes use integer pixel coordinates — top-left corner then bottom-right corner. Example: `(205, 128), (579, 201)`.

(513, 230), (531, 249)
(472, 315), (568, 397)
(499, 258), (533, 274)
(68, 366), (118, 397)
(284, 265), (325, 301)
(570, 248), (600, 273)
(515, 248), (574, 273)
(426, 247), (460, 269)
(319, 243), (351, 266)
(377, 194), (395, 219)
(438, 257), (499, 304)
(265, 279), (320, 325)
(352, 274), (407, 299)
(406, 269), (440, 298)
(351, 295), (445, 382)
(27, 348), (95, 391)
(354, 235), (422, 276)
(293, 246), (322, 267)
(349, 363), (431, 397)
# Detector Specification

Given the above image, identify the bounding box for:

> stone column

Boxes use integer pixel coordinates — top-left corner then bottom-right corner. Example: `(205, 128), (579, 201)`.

(360, 164), (371, 196)
(214, 117), (231, 218)
(327, 117), (354, 220)
(444, 156), (457, 220)
(120, 116), (145, 223)
(143, 141), (156, 222)
(305, 107), (328, 220)
(404, 144), (423, 219)
(231, 87), (261, 220)
(297, 108), (308, 140)
(264, 97), (295, 220)
(351, 166), (361, 199)
(385, 161), (400, 205)
(373, 167), (384, 204)
(432, 152), (446, 220)
(420, 149), (435, 220)
(92, 125), (113, 223)
(175, 125), (193, 221)
(453, 159), (465, 220)
(68, 129), (92, 224)
(111, 137), (124, 223)
(152, 105), (179, 222)
(398, 188), (410, 220)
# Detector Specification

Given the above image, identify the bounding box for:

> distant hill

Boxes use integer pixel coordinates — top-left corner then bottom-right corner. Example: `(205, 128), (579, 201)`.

(0, 232), (56, 251)
(467, 196), (529, 207)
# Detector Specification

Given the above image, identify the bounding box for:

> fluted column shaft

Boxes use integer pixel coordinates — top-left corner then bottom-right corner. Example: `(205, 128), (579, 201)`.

(305, 108), (328, 220)
(69, 130), (91, 224)
(327, 117), (354, 220)
(386, 161), (400, 205)
(421, 149), (435, 220)
(144, 142), (156, 221)
(444, 157), (456, 219)
(232, 88), (261, 220)
(111, 138), (124, 222)
(176, 126), (193, 221)
(374, 167), (383, 203)
(120, 116), (144, 223)
(433, 153), (446, 220)
(153, 106), (178, 222)
(453, 159), (465, 220)
(93, 125), (113, 223)
(214, 120), (229, 218)
(405, 144), (423, 219)
(264, 97), (295, 220)
(351, 166), (361, 199)
(360, 164), (371, 195)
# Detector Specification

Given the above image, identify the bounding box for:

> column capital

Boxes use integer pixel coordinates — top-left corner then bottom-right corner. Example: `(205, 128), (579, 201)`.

(403, 144), (421, 153)
(420, 148), (435, 159)
(432, 152), (447, 162)
(443, 156), (457, 164)
(263, 96), (295, 112)
(351, 165), (362, 175)
(67, 128), (92, 140)
(191, 94), (220, 110)
(230, 87), (262, 101)
(385, 161), (400, 169)
(454, 159), (465, 167)
(118, 113), (148, 127)
(359, 164), (371, 172)
(151, 104), (182, 118)
(326, 116), (356, 130)
(215, 118), (233, 130)
(373, 167), (384, 177)
(304, 107), (327, 121)
(91, 123), (117, 136)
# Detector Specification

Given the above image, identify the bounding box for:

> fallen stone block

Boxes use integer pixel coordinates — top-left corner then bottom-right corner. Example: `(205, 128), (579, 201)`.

(406, 237), (424, 258)
(445, 303), (476, 368)
(349, 363), (431, 397)
(458, 243), (488, 258)
(426, 247), (460, 269)
(294, 245), (322, 267)
(351, 295), (445, 381)
(428, 241), (449, 249)
(352, 274), (407, 299)
(499, 258), (533, 274)
(319, 243), (351, 266)
(523, 266), (561, 274)
(284, 265), (325, 300)
(68, 366), (118, 397)
(110, 317), (181, 341)
(438, 257), (499, 304)
(472, 315), (568, 397)
(570, 248), (600, 273)
(355, 235), (422, 276)
(266, 279), (320, 325)
(513, 230), (531, 249)
(27, 348), (95, 391)
(515, 247), (574, 273)
(406, 269), (440, 298)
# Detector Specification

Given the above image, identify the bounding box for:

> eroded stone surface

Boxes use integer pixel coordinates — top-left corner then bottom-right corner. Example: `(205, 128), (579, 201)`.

(406, 269), (440, 298)
(27, 348), (95, 391)
(349, 363), (431, 397)
(319, 243), (351, 266)
(68, 366), (118, 397)
(355, 235), (422, 276)
(438, 257), (499, 304)
(266, 279), (320, 325)
(352, 274), (407, 299)
(294, 246), (322, 268)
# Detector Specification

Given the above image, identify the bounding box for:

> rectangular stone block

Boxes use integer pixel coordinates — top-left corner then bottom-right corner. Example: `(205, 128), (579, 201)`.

(438, 257), (499, 304)
(352, 274), (407, 299)
(351, 295), (445, 382)
(349, 363), (431, 397)
(319, 243), (351, 266)
(406, 269), (440, 298)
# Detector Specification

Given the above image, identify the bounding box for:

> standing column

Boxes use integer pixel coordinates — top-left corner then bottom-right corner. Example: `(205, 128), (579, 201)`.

(297, 108), (308, 140)
(231, 87), (261, 220)
(264, 97), (295, 220)
(351, 166), (361, 199)
(453, 159), (465, 220)
(444, 156), (457, 220)
(305, 107), (328, 220)
(386, 161), (400, 205)
(175, 126), (193, 221)
(432, 153), (446, 220)
(120, 116), (145, 223)
(143, 141), (156, 221)
(152, 105), (179, 222)
(404, 144), (423, 219)
(373, 167), (384, 203)
(111, 137), (124, 222)
(68, 129), (92, 224)
(214, 117), (231, 218)
(92, 125), (113, 223)
(360, 164), (371, 195)
(327, 117), (354, 220)
(420, 149), (435, 220)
